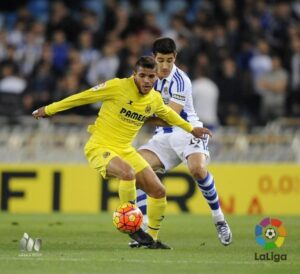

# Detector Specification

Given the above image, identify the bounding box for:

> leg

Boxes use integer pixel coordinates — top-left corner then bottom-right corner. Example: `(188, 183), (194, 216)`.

(120, 149), (170, 248)
(84, 145), (137, 204)
(135, 166), (166, 241)
(136, 149), (165, 230)
(107, 156), (155, 247)
(187, 153), (223, 218)
(106, 156), (135, 180)
(138, 149), (164, 171)
(187, 152), (232, 246)
(85, 145), (156, 247)
(136, 188), (148, 230)
(106, 156), (136, 203)
(128, 166), (170, 249)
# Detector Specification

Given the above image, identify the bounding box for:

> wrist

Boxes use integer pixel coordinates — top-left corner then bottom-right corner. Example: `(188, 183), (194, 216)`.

(44, 106), (51, 116)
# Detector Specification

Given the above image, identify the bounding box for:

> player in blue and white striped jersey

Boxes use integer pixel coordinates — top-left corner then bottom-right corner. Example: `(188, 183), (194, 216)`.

(132, 37), (232, 247)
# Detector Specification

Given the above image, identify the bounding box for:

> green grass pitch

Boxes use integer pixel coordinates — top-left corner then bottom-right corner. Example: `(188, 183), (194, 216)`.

(0, 214), (299, 274)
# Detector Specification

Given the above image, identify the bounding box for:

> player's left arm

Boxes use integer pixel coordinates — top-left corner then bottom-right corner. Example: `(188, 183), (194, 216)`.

(167, 77), (189, 113)
(167, 101), (184, 114)
(144, 102), (182, 126)
(154, 94), (211, 138)
(145, 116), (169, 126)
(145, 85), (185, 126)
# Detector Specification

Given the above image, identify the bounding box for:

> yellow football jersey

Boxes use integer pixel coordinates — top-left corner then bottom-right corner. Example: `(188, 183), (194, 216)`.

(45, 77), (193, 148)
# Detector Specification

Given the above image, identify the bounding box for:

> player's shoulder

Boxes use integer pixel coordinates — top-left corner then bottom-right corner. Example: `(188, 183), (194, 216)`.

(118, 76), (138, 89)
(171, 67), (192, 91)
(149, 89), (163, 102)
(150, 89), (161, 97)
(175, 67), (192, 84)
(108, 77), (122, 86)
(106, 77), (126, 92)
(90, 78), (121, 90)
(90, 78), (124, 95)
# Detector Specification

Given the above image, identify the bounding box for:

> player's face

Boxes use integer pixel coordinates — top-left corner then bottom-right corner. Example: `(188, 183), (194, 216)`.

(154, 53), (176, 79)
(134, 67), (157, 95)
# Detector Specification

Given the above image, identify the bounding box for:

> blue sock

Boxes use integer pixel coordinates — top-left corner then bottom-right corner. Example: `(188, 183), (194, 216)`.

(196, 172), (222, 216)
(136, 189), (147, 215)
(136, 189), (148, 230)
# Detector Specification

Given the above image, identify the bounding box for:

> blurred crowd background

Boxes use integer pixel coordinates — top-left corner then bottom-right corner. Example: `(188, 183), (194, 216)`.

(0, 0), (300, 129)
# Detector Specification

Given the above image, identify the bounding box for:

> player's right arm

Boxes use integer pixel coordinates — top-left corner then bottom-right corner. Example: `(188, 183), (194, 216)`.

(145, 116), (169, 126)
(153, 93), (212, 138)
(32, 79), (121, 118)
(146, 76), (189, 126)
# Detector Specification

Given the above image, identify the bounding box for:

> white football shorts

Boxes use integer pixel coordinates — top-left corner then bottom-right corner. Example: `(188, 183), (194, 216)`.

(139, 128), (210, 172)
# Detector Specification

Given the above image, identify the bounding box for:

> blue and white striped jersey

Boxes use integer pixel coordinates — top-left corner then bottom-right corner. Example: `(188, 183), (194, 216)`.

(154, 65), (200, 134)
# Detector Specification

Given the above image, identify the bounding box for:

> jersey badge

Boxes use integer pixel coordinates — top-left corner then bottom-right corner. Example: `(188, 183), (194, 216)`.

(91, 82), (106, 91)
(163, 86), (168, 94)
(103, 152), (111, 159)
(145, 105), (151, 114)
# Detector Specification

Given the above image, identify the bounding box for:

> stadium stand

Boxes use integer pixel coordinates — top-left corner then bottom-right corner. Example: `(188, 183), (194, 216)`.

(0, 0), (300, 162)
(0, 116), (299, 162)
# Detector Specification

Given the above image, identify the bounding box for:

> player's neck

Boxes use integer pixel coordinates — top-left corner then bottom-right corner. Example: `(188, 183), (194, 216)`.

(158, 74), (170, 81)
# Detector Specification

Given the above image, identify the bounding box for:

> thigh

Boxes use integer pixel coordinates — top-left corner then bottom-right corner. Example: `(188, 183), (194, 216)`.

(123, 148), (150, 174)
(84, 145), (119, 178)
(138, 149), (164, 171)
(139, 134), (181, 171)
(106, 156), (134, 179)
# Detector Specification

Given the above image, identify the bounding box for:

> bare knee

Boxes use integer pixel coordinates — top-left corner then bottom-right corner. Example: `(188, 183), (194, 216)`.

(155, 183), (166, 198)
(135, 167), (166, 198)
(189, 165), (207, 180)
(120, 165), (135, 180)
(148, 183), (166, 198)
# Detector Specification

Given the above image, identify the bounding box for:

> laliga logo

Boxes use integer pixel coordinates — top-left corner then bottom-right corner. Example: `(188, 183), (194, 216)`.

(255, 217), (287, 249)
(254, 217), (287, 262)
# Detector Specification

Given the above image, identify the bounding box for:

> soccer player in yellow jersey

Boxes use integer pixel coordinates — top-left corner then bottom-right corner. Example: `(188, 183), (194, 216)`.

(32, 56), (212, 249)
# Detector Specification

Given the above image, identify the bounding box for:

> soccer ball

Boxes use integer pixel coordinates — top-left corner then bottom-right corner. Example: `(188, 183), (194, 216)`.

(265, 228), (276, 239)
(112, 202), (143, 234)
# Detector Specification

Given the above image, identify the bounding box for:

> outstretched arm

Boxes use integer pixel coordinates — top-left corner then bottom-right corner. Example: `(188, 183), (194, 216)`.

(145, 116), (170, 126)
(155, 98), (212, 138)
(32, 79), (120, 118)
(31, 90), (99, 118)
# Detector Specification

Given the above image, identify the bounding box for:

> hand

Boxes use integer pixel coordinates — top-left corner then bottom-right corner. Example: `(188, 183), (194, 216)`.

(32, 107), (47, 120)
(191, 127), (212, 139)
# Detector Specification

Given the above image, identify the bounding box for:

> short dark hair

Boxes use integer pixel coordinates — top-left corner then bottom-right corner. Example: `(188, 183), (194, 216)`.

(152, 37), (177, 55)
(134, 56), (156, 71)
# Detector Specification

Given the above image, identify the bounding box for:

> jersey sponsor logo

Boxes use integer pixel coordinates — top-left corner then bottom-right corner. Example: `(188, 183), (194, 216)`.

(120, 108), (147, 122)
(91, 82), (106, 91)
